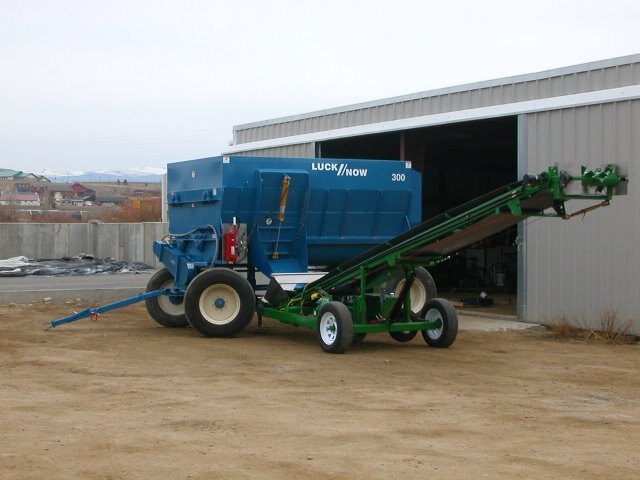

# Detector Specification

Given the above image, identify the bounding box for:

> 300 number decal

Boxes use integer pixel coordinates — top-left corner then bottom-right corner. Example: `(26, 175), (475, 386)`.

(391, 173), (406, 182)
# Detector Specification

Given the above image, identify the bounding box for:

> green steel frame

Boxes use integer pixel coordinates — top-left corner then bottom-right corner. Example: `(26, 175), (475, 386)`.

(257, 165), (627, 335)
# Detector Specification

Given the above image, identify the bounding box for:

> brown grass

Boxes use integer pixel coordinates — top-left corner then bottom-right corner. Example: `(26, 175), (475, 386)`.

(545, 309), (636, 344)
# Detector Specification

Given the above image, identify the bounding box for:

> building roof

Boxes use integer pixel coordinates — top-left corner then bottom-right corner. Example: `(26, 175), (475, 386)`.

(0, 169), (49, 181)
(235, 54), (640, 131)
(227, 53), (640, 154)
(0, 168), (22, 178)
(32, 182), (74, 192)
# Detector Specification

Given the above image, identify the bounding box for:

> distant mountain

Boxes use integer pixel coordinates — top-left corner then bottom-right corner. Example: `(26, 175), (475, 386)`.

(42, 167), (165, 184)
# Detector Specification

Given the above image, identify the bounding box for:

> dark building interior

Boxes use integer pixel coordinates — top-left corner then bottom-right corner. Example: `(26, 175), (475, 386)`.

(318, 116), (519, 292)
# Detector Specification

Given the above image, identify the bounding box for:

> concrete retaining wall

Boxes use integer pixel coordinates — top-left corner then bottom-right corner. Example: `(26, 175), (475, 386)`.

(0, 222), (168, 267)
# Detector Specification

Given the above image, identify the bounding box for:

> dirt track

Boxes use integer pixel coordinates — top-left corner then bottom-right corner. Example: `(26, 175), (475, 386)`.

(1, 301), (639, 479)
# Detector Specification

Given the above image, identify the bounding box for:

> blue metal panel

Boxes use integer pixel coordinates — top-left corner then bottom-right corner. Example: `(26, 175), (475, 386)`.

(249, 169), (309, 275)
(167, 157), (224, 235)
(162, 156), (421, 279)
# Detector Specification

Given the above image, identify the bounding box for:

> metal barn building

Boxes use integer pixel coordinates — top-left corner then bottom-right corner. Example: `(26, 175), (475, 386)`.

(224, 54), (640, 333)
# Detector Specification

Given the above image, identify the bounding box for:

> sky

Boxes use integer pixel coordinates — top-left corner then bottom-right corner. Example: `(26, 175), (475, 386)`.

(1, 0), (639, 175)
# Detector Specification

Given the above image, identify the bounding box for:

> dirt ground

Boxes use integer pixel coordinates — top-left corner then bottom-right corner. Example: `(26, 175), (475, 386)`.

(1, 301), (639, 480)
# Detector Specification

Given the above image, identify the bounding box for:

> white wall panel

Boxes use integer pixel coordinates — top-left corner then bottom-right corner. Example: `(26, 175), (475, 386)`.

(0, 222), (168, 267)
(232, 143), (315, 158)
(524, 100), (640, 333)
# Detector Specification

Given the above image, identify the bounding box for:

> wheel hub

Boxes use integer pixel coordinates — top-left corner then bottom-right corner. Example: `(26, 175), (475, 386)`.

(425, 308), (444, 339)
(158, 280), (185, 315)
(395, 278), (428, 314)
(198, 284), (241, 325)
(320, 314), (338, 345)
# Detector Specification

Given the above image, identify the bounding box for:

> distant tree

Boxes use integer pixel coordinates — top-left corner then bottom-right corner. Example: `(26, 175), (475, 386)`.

(112, 197), (161, 222)
(123, 179), (128, 186)
(0, 179), (13, 196)
(0, 205), (19, 222)
(117, 179), (121, 185)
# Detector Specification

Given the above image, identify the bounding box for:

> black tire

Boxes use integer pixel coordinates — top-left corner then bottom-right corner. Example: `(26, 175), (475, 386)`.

(389, 330), (418, 342)
(145, 268), (188, 327)
(389, 311), (419, 342)
(184, 268), (255, 337)
(421, 298), (458, 348)
(351, 333), (367, 346)
(316, 302), (353, 354)
(386, 267), (437, 315)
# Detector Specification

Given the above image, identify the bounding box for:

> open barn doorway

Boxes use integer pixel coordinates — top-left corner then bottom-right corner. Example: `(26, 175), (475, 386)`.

(318, 116), (519, 305)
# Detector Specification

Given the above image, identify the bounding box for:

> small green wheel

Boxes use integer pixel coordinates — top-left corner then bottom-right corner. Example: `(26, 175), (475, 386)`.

(389, 312), (419, 342)
(390, 330), (418, 342)
(421, 298), (458, 348)
(316, 302), (353, 354)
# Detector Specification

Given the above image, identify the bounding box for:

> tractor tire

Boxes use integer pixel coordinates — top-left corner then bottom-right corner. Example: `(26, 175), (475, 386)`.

(184, 268), (255, 337)
(145, 268), (188, 327)
(387, 267), (437, 315)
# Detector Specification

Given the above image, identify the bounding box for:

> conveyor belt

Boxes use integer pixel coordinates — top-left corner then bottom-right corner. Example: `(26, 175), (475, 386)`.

(287, 165), (623, 305)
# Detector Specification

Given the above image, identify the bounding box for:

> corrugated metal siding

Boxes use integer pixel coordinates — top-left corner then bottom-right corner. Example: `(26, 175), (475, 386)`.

(234, 58), (640, 145)
(231, 143), (315, 158)
(524, 100), (640, 334)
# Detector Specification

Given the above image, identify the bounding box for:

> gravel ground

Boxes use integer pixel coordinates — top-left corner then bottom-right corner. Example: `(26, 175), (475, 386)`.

(1, 301), (639, 479)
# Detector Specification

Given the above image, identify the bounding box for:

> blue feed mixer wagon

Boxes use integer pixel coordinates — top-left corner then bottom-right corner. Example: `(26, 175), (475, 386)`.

(146, 155), (424, 336)
(48, 156), (627, 354)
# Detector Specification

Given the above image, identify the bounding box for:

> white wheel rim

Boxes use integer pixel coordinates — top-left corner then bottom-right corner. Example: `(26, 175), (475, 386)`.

(319, 312), (338, 345)
(395, 278), (428, 313)
(425, 307), (443, 340)
(199, 284), (241, 325)
(157, 279), (184, 316)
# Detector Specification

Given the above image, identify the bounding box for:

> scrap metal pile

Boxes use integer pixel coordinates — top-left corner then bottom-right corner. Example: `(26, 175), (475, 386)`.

(0, 255), (153, 277)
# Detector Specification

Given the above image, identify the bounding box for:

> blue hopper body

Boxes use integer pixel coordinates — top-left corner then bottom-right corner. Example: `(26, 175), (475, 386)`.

(154, 155), (421, 290)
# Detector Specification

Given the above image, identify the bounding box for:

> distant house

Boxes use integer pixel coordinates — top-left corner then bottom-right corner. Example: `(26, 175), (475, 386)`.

(32, 182), (74, 195)
(0, 193), (40, 206)
(31, 182), (74, 208)
(56, 197), (84, 206)
(0, 169), (49, 181)
(71, 182), (86, 196)
(71, 182), (96, 201)
(14, 182), (33, 193)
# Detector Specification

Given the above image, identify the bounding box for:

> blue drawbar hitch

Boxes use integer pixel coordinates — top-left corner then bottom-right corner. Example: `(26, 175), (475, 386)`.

(45, 288), (171, 330)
